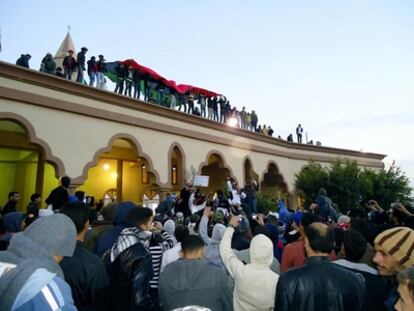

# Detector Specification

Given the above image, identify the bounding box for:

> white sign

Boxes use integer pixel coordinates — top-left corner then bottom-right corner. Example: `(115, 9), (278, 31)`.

(193, 175), (209, 187)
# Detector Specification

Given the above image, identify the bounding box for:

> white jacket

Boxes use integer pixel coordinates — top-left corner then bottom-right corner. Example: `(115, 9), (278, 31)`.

(220, 227), (279, 311)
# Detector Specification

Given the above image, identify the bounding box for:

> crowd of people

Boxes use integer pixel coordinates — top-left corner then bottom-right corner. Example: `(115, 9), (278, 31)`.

(15, 52), (320, 144)
(0, 174), (414, 310)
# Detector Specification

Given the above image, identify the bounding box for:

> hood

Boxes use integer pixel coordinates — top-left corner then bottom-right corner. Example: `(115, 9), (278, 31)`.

(164, 220), (176, 236)
(0, 258), (56, 311)
(113, 201), (136, 226)
(250, 234), (274, 267)
(211, 223), (226, 243)
(3, 212), (24, 233)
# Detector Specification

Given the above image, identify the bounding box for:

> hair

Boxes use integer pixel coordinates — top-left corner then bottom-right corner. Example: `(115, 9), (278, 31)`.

(101, 202), (117, 222)
(60, 201), (90, 234)
(181, 235), (205, 253)
(301, 212), (323, 229)
(266, 215), (279, 226)
(305, 222), (334, 253)
(397, 267), (414, 299)
(253, 225), (272, 240)
(61, 176), (71, 188)
(125, 206), (153, 228)
(30, 193), (41, 202)
(75, 191), (85, 202)
(343, 229), (367, 262)
(175, 225), (190, 243)
(348, 208), (366, 219)
(350, 218), (373, 245)
(8, 191), (18, 199)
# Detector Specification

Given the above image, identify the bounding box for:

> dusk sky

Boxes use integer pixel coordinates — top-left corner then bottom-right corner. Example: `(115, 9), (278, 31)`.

(1, 0), (413, 187)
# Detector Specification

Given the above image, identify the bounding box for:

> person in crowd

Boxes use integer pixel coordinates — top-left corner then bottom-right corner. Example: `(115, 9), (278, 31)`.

(163, 219), (178, 246)
(160, 225), (190, 272)
(335, 229), (389, 311)
(45, 175), (70, 211)
(287, 133), (293, 142)
(234, 215), (281, 274)
(207, 96), (213, 119)
(148, 221), (175, 310)
(63, 49), (77, 80)
(349, 217), (377, 267)
(212, 96), (219, 121)
(388, 202), (412, 227)
(60, 201), (110, 311)
(124, 65), (135, 97)
(157, 84), (166, 106)
(193, 106), (201, 116)
(250, 110), (258, 131)
(281, 212), (336, 272)
(76, 47), (88, 83)
(16, 53), (31, 68)
(239, 107), (247, 129)
(56, 66), (65, 78)
(0, 214), (77, 310)
(85, 202), (117, 252)
(199, 206), (227, 270)
(0, 212), (25, 250)
(40, 52), (56, 75)
(315, 188), (338, 222)
(94, 201), (135, 257)
(133, 68), (141, 99)
(160, 235), (233, 311)
(1, 191), (20, 216)
(199, 94), (207, 118)
(296, 123), (304, 143)
(178, 183), (192, 218)
(244, 179), (258, 215)
(26, 193), (41, 220)
(245, 112), (252, 130)
(170, 92), (177, 109)
(395, 267), (414, 311)
(262, 124), (269, 135)
(256, 124), (262, 134)
(104, 206), (154, 311)
(268, 126), (274, 137)
(96, 55), (107, 89)
(87, 56), (98, 86)
(156, 193), (175, 219)
(220, 213), (279, 310)
(275, 222), (365, 311)
(186, 93), (194, 114)
(373, 227), (414, 310)
(114, 62), (127, 94)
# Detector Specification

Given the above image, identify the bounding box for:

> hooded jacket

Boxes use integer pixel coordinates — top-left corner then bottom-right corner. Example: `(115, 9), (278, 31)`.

(0, 214), (77, 310)
(220, 227), (279, 311)
(199, 216), (226, 270)
(1, 212), (24, 243)
(94, 201), (135, 257)
(159, 258), (233, 311)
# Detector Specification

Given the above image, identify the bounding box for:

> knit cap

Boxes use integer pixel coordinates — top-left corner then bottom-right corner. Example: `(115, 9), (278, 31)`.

(22, 214), (77, 257)
(374, 227), (414, 269)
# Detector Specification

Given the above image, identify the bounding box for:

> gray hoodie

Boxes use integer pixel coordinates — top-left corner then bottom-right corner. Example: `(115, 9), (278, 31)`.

(199, 216), (226, 270)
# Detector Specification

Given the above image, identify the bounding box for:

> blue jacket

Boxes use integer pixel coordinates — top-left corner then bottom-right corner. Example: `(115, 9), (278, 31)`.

(94, 201), (136, 257)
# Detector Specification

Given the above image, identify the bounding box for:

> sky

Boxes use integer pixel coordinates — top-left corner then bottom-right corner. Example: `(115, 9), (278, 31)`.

(1, 0), (413, 188)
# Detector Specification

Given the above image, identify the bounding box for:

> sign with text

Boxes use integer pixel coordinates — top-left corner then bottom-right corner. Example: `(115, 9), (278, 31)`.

(193, 175), (209, 187)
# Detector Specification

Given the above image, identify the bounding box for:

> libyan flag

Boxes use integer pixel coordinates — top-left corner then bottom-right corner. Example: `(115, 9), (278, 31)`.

(104, 62), (119, 83)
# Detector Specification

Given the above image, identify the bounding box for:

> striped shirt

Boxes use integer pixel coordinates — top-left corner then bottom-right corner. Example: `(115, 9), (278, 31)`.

(149, 231), (174, 289)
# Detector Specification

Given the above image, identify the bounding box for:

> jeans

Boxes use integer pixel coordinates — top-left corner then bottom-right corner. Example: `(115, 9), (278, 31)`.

(88, 72), (96, 86)
(247, 196), (258, 214)
(125, 80), (133, 97)
(133, 80), (141, 99)
(200, 104), (206, 118)
(187, 101), (194, 114)
(114, 78), (124, 94)
(96, 72), (105, 89)
(64, 68), (73, 80)
(208, 108), (213, 119)
(213, 109), (219, 121)
(76, 66), (85, 83)
(297, 134), (302, 143)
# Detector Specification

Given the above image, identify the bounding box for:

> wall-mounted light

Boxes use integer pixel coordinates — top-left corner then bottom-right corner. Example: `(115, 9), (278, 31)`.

(103, 163), (110, 171)
(111, 173), (117, 179)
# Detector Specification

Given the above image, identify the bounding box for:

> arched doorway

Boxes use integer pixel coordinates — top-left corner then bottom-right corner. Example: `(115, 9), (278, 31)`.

(200, 152), (233, 194)
(77, 137), (160, 205)
(244, 157), (259, 184)
(170, 144), (184, 191)
(0, 119), (59, 211)
(260, 162), (288, 194)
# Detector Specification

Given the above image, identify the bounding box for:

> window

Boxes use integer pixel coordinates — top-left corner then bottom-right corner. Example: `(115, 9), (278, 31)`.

(141, 164), (149, 184)
(172, 165), (177, 185)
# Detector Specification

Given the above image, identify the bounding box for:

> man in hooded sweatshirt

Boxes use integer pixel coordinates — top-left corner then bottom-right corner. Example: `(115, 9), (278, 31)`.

(94, 201), (136, 257)
(220, 214), (279, 311)
(0, 214), (77, 310)
(0, 212), (25, 250)
(159, 235), (233, 311)
(199, 206), (227, 270)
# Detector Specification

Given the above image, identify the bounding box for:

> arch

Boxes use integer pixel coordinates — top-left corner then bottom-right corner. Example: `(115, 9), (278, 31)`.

(242, 155), (259, 184)
(259, 160), (289, 193)
(72, 133), (162, 186)
(0, 112), (65, 178)
(197, 149), (238, 184)
(167, 142), (186, 189)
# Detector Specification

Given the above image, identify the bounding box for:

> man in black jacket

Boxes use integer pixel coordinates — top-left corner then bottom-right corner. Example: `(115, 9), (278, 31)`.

(60, 201), (109, 311)
(104, 206), (154, 311)
(45, 176), (70, 211)
(76, 47), (88, 83)
(1, 191), (20, 216)
(275, 222), (365, 311)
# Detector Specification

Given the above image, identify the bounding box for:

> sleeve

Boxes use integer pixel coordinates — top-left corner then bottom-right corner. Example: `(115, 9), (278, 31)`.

(131, 253), (153, 310)
(46, 277), (78, 311)
(199, 216), (210, 245)
(219, 227), (244, 279)
(274, 274), (290, 311)
(160, 231), (174, 251)
(220, 273), (234, 311)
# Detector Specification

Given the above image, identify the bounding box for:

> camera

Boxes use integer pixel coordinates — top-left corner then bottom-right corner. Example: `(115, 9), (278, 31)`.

(251, 214), (258, 220)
